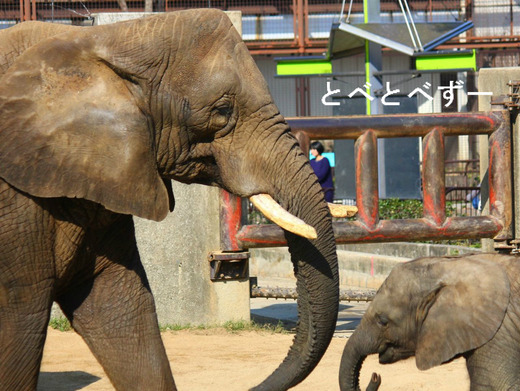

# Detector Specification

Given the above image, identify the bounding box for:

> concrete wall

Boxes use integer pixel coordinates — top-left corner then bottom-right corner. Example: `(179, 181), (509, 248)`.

(337, 242), (480, 259)
(93, 11), (249, 326)
(250, 247), (407, 290)
(250, 242), (480, 291)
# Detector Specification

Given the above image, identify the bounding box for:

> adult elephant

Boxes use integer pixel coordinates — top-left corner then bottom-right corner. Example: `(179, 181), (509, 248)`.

(0, 10), (339, 391)
(339, 253), (520, 391)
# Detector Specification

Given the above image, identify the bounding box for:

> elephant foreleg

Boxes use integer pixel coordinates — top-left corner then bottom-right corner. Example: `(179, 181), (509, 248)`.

(55, 235), (176, 391)
(0, 281), (53, 391)
(0, 182), (54, 391)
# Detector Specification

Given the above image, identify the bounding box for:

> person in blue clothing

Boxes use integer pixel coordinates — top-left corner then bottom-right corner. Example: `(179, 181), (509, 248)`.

(309, 141), (334, 202)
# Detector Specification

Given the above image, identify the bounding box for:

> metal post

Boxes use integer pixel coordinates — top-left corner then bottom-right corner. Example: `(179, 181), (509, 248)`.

(422, 128), (446, 226)
(297, 0), (305, 54)
(364, 0), (382, 116)
(355, 130), (379, 230)
(23, 0), (31, 21)
(364, 0), (385, 198)
(295, 77), (310, 116)
(219, 189), (243, 252)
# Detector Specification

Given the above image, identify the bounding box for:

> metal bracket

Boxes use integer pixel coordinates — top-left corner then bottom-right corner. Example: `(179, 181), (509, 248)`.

(208, 251), (250, 281)
(491, 81), (520, 110)
(507, 239), (520, 254)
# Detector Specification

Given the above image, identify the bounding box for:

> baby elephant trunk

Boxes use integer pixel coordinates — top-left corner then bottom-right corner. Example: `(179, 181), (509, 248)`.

(339, 325), (381, 391)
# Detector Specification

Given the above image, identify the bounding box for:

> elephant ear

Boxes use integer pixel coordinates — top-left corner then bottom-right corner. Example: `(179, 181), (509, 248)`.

(0, 32), (172, 221)
(415, 255), (510, 370)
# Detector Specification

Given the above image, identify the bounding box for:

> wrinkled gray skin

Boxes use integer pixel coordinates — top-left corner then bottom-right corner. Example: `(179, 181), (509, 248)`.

(340, 253), (520, 391)
(0, 10), (339, 391)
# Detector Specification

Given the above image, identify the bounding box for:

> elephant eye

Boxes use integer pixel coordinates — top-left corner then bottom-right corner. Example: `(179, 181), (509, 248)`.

(209, 97), (236, 135)
(214, 104), (233, 118)
(376, 314), (389, 327)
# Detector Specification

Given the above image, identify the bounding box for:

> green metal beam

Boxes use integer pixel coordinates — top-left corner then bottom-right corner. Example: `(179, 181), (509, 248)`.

(416, 50), (476, 71)
(276, 60), (332, 76)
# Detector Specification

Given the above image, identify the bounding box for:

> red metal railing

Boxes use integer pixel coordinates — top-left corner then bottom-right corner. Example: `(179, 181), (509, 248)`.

(3, 1), (520, 63)
(220, 110), (512, 250)
(10, 1), (520, 55)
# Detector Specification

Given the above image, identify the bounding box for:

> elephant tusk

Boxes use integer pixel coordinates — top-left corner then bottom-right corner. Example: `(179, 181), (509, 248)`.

(328, 203), (358, 218)
(249, 194), (317, 240)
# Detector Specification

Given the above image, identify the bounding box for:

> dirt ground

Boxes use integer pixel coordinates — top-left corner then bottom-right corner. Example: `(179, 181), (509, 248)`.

(38, 327), (470, 391)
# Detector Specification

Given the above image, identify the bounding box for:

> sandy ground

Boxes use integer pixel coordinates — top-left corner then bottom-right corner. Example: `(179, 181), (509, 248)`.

(38, 327), (470, 391)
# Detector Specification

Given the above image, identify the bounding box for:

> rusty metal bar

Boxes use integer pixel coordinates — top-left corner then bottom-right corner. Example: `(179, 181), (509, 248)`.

(237, 216), (503, 248)
(286, 111), (508, 139)
(422, 128), (446, 226)
(332, 216), (502, 243)
(250, 286), (376, 302)
(236, 224), (288, 249)
(355, 131), (379, 230)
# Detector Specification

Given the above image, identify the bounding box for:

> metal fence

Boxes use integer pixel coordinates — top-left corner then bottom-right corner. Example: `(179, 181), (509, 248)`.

(444, 159), (481, 217)
(221, 110), (512, 249)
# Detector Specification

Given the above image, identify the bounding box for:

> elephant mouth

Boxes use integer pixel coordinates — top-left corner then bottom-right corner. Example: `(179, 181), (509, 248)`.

(379, 345), (414, 364)
(168, 163), (323, 239)
(168, 154), (357, 240)
(167, 154), (222, 187)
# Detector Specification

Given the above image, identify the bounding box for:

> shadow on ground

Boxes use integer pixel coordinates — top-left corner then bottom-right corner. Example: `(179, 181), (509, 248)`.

(38, 371), (101, 391)
(250, 299), (368, 334)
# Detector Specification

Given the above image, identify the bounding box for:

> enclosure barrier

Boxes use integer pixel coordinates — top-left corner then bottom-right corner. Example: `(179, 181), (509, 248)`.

(250, 283), (376, 302)
(220, 110), (512, 251)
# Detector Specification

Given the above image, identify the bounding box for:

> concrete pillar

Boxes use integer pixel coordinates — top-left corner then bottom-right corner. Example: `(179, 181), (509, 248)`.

(135, 183), (249, 326)
(478, 67), (520, 251)
(93, 11), (249, 326)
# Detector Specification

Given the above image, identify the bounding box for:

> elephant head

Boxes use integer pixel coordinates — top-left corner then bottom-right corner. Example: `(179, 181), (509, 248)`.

(339, 254), (510, 391)
(0, 10), (338, 390)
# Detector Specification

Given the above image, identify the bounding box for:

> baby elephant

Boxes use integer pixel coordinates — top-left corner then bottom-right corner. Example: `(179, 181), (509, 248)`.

(340, 253), (520, 391)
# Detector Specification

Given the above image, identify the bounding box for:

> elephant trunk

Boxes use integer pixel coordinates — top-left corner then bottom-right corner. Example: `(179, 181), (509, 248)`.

(251, 133), (339, 390)
(339, 324), (380, 391)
